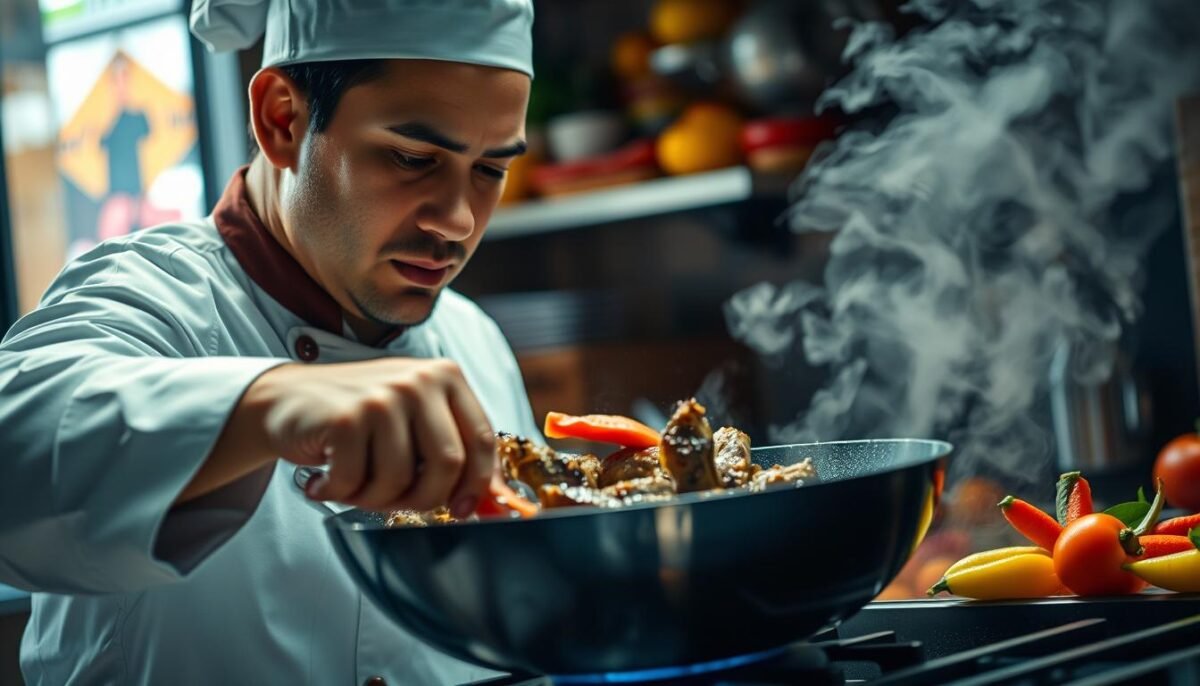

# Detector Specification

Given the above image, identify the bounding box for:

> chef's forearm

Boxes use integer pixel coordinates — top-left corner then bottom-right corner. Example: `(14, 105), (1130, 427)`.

(174, 368), (281, 505)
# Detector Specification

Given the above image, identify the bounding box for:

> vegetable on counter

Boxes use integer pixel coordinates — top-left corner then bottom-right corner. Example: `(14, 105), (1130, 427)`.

(1138, 535), (1196, 559)
(999, 496), (1063, 551)
(1056, 471), (1094, 524)
(1154, 513), (1200, 537)
(1053, 481), (1165, 596)
(1124, 528), (1200, 593)
(1154, 423), (1200, 512)
(927, 547), (1065, 600)
(543, 411), (661, 449)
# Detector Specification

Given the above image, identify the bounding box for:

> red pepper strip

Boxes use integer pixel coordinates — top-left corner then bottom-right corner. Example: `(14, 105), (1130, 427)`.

(476, 477), (539, 519)
(543, 411), (661, 449)
(1138, 535), (1196, 559)
(999, 496), (1063, 551)
(1154, 513), (1200, 536)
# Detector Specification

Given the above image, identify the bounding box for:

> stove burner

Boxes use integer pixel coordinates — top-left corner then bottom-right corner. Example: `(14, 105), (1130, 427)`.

(472, 594), (1200, 686)
(475, 632), (919, 685)
(549, 645), (793, 684)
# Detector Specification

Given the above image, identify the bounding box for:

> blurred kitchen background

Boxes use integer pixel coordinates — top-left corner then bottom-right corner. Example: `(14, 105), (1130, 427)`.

(3, 0), (1200, 665)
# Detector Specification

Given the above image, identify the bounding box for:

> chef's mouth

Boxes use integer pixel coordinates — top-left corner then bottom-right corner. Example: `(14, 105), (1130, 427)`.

(391, 259), (452, 287)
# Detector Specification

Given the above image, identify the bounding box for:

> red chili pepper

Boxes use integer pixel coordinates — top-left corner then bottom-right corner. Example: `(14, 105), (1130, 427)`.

(1153, 513), (1200, 537)
(999, 496), (1063, 551)
(1056, 471), (1094, 524)
(1138, 534), (1196, 559)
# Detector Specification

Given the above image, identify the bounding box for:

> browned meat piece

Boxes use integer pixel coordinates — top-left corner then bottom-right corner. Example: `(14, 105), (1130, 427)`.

(385, 507), (456, 528)
(538, 484), (623, 509)
(658, 398), (722, 493)
(540, 475), (677, 509)
(713, 426), (755, 488)
(496, 433), (597, 490)
(597, 446), (669, 488)
(576, 453), (602, 486)
(748, 458), (817, 492)
(600, 475), (677, 505)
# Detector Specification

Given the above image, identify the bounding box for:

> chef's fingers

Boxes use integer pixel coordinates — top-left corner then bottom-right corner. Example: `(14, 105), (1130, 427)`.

(346, 407), (416, 510)
(445, 376), (497, 517)
(396, 394), (465, 513)
(308, 417), (369, 502)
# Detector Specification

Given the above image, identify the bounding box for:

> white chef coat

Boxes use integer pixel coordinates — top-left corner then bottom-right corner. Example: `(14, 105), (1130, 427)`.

(0, 168), (538, 685)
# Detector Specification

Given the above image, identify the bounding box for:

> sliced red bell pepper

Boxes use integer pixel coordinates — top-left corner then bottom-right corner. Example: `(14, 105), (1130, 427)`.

(543, 411), (660, 449)
(476, 477), (539, 519)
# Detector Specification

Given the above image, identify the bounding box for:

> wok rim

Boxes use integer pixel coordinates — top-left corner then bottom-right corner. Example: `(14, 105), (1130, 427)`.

(324, 437), (952, 532)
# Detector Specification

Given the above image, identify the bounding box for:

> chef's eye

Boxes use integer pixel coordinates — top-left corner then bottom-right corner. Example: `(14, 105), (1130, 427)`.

(390, 150), (435, 171)
(475, 164), (506, 180)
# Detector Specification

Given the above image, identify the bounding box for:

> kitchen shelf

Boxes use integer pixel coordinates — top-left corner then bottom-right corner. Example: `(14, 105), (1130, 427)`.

(485, 166), (793, 240)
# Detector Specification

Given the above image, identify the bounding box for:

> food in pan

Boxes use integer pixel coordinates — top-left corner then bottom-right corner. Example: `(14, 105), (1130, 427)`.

(385, 397), (817, 527)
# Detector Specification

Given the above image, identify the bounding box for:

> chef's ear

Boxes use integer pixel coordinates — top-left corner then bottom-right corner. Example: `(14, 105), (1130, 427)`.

(248, 67), (311, 169)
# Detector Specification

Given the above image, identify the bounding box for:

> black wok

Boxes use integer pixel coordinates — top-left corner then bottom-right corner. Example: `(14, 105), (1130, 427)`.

(304, 438), (951, 678)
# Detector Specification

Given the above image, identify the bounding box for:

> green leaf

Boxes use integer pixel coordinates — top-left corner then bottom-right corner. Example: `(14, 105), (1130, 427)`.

(1104, 501), (1151, 528)
(1137, 486), (1148, 503)
(1190, 527), (1200, 551)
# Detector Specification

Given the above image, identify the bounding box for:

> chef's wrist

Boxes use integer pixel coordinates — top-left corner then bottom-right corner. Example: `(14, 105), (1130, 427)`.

(174, 362), (293, 505)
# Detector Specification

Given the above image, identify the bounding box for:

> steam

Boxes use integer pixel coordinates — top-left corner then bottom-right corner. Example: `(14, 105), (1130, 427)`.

(723, 0), (1200, 483)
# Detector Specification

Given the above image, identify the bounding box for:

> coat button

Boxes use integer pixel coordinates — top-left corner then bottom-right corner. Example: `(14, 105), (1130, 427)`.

(363, 677), (387, 686)
(294, 335), (319, 362)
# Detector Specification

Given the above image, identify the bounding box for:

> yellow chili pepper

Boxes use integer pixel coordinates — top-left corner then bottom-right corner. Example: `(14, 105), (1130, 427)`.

(928, 550), (1064, 600)
(1124, 549), (1200, 593)
(942, 546), (1048, 577)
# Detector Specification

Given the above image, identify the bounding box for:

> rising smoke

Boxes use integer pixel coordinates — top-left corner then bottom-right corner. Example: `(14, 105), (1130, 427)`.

(722, 0), (1200, 484)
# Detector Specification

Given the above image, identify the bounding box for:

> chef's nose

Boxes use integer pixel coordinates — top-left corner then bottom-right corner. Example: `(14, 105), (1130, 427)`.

(416, 178), (475, 241)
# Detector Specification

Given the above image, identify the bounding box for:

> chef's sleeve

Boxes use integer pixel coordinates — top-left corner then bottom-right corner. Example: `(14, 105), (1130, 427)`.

(0, 243), (288, 594)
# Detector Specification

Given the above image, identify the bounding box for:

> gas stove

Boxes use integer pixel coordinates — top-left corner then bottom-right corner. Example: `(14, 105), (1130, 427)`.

(469, 594), (1200, 685)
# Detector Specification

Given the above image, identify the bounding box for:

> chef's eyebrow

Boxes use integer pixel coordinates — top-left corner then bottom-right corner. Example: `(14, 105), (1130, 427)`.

(385, 121), (526, 158)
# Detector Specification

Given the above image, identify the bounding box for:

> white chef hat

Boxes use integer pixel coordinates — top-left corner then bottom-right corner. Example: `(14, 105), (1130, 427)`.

(189, 0), (534, 78)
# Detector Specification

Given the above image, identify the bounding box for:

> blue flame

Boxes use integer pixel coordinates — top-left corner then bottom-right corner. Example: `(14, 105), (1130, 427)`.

(550, 646), (790, 684)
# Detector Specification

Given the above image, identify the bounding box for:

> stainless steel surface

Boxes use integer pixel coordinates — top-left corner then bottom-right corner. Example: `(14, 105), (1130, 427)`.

(724, 0), (882, 113)
(1049, 339), (1152, 473)
(319, 439), (950, 677)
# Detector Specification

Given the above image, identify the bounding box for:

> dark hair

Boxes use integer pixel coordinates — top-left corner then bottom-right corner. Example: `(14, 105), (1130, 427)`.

(280, 59), (386, 132)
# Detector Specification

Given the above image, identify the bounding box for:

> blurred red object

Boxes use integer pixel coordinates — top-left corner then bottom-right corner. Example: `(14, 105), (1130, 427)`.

(530, 138), (659, 197)
(740, 115), (841, 174)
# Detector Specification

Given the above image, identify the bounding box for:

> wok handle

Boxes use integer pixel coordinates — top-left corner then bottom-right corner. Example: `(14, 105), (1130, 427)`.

(292, 466), (343, 517)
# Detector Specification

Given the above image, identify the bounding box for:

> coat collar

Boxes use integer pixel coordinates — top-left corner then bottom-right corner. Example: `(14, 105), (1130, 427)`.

(212, 167), (405, 345)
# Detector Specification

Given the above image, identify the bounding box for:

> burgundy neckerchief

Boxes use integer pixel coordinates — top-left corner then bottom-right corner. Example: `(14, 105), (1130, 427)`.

(212, 167), (405, 345)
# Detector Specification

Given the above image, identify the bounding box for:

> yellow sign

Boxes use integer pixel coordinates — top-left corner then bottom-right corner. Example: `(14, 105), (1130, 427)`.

(56, 49), (196, 200)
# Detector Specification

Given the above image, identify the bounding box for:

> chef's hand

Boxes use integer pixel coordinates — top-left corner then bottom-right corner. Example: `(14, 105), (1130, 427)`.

(181, 358), (497, 518)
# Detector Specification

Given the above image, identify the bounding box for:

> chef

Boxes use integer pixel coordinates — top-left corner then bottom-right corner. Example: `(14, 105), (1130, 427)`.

(0, 0), (538, 683)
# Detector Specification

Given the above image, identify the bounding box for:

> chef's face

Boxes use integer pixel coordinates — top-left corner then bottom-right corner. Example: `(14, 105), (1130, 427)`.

(281, 60), (529, 332)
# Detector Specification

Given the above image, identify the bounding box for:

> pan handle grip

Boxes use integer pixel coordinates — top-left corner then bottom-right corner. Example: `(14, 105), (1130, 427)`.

(292, 466), (343, 517)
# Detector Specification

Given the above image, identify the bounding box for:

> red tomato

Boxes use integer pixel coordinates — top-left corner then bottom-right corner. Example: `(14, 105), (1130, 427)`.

(1053, 513), (1146, 596)
(1154, 434), (1200, 512)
